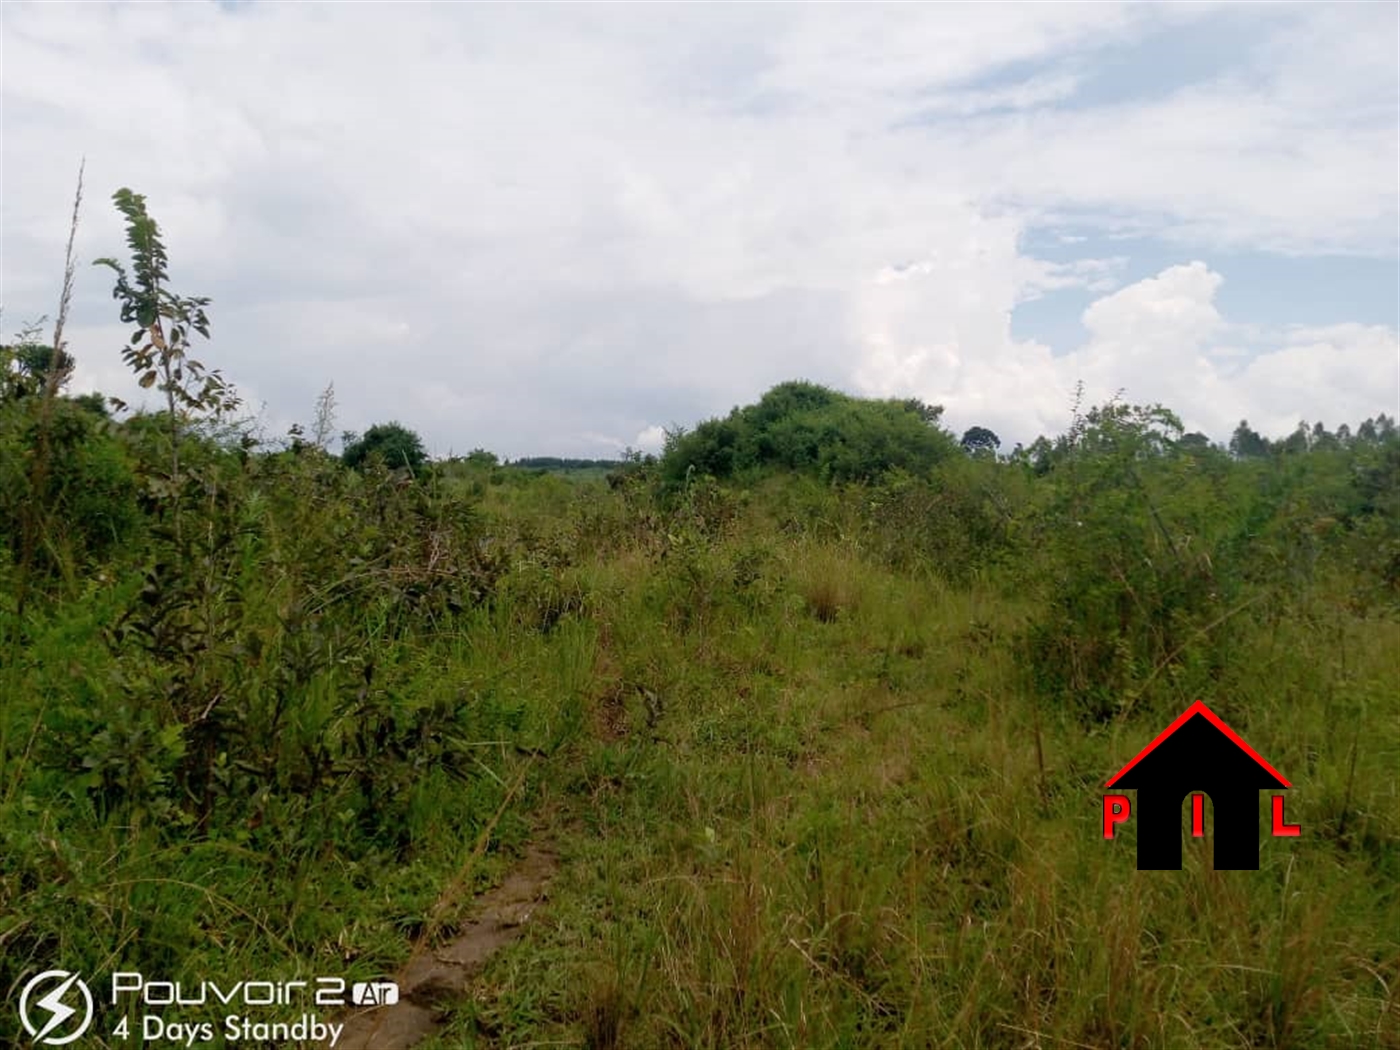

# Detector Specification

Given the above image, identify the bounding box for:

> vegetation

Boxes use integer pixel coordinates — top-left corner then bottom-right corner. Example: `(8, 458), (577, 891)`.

(960, 425), (1001, 456)
(1, 189), (1397, 1049)
(342, 420), (429, 473)
(659, 380), (959, 487)
(511, 456), (630, 472)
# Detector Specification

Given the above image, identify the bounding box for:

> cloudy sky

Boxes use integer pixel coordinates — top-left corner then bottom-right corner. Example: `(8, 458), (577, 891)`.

(2, 1), (1397, 458)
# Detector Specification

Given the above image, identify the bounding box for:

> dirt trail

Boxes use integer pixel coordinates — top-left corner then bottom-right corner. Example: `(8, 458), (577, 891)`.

(331, 844), (559, 1050)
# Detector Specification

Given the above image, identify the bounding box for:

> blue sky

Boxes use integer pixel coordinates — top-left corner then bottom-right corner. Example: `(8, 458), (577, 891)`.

(1013, 235), (1400, 357)
(2, 1), (1396, 457)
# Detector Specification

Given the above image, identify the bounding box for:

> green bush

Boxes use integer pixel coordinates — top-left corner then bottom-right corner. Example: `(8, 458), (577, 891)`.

(1019, 402), (1243, 720)
(859, 459), (1024, 584)
(343, 421), (428, 472)
(660, 380), (959, 487)
(0, 398), (140, 568)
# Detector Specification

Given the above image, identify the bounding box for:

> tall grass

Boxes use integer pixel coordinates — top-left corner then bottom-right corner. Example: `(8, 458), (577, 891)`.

(1, 432), (1396, 1049)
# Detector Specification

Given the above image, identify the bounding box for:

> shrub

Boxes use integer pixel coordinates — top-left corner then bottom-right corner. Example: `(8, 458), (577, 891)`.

(343, 421), (428, 473)
(660, 381), (959, 487)
(0, 398), (140, 568)
(1019, 401), (1242, 720)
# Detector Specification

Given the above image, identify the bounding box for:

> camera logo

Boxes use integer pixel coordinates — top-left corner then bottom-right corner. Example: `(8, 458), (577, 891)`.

(351, 981), (400, 1007)
(18, 970), (93, 1046)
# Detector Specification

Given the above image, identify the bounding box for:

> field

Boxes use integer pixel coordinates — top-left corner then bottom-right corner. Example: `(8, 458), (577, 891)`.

(3, 401), (1398, 1048)
(3, 189), (1398, 1049)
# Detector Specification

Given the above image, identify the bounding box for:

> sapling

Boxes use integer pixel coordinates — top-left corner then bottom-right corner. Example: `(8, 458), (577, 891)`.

(94, 188), (240, 536)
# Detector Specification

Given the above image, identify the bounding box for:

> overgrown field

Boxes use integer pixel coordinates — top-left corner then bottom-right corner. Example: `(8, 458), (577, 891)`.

(3, 410), (1397, 1048)
(2, 189), (1397, 1049)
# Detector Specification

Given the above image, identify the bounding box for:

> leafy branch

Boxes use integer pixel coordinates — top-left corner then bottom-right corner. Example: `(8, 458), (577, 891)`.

(93, 188), (240, 479)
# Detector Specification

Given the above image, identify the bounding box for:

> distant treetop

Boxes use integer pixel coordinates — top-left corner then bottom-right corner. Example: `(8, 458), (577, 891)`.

(342, 421), (427, 472)
(660, 379), (958, 486)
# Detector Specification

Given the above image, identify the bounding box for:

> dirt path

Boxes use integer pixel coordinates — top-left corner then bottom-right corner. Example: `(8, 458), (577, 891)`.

(332, 843), (559, 1050)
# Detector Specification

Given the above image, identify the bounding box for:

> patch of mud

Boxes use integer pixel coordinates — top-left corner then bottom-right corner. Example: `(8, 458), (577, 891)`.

(331, 844), (558, 1050)
(593, 683), (630, 742)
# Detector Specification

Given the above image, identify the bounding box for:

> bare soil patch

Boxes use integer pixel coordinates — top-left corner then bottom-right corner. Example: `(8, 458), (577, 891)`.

(332, 844), (559, 1049)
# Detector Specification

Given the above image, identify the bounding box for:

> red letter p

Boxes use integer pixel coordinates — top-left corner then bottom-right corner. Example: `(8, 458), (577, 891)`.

(1103, 795), (1131, 839)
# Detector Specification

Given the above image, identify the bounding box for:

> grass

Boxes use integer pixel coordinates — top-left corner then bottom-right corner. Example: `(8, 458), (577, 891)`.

(2, 462), (1397, 1049)
(408, 492), (1397, 1049)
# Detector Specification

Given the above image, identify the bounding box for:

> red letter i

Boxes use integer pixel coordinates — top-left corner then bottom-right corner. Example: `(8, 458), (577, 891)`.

(1192, 794), (1205, 837)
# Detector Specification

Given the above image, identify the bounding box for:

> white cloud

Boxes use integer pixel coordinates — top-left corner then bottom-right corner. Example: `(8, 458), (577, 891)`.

(1234, 324), (1400, 436)
(1018, 256), (1129, 299)
(1, 1), (1395, 456)
(855, 260), (1398, 447)
(1081, 262), (1223, 347)
(634, 425), (668, 453)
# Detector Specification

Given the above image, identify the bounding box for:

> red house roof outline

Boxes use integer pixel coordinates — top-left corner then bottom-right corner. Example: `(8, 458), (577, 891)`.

(1104, 700), (1291, 789)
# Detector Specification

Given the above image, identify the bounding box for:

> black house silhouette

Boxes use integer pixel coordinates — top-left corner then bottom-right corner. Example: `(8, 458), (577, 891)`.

(1106, 701), (1290, 870)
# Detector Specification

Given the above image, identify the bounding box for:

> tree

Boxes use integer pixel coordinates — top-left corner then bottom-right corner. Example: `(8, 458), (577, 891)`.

(1178, 431), (1213, 452)
(94, 188), (240, 481)
(1279, 421), (1311, 455)
(1356, 414), (1397, 444)
(2, 337), (66, 403)
(746, 380), (843, 429)
(343, 421), (428, 472)
(960, 426), (1001, 456)
(1023, 436), (1056, 476)
(1310, 421), (1338, 451)
(1229, 420), (1270, 459)
(659, 381), (958, 486)
(71, 392), (110, 419)
(1073, 402), (1183, 458)
(901, 397), (945, 426)
(311, 382), (338, 451)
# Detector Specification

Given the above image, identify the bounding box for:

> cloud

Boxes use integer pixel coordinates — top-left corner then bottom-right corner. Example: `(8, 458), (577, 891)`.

(1, 1), (1395, 457)
(854, 259), (1398, 448)
(1234, 324), (1400, 437)
(634, 425), (668, 453)
(1081, 262), (1223, 347)
(1019, 255), (1129, 299)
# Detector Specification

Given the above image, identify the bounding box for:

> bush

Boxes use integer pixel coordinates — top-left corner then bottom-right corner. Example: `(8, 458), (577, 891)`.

(0, 398), (140, 568)
(660, 381), (959, 487)
(1019, 402), (1242, 720)
(343, 421), (428, 472)
(859, 459), (1023, 584)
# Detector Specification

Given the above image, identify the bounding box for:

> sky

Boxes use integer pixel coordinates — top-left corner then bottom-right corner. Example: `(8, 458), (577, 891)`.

(2, 1), (1397, 458)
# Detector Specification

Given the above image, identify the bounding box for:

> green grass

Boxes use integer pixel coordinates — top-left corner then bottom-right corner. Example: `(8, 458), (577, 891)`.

(433, 525), (1396, 1049)
(2, 456), (1397, 1049)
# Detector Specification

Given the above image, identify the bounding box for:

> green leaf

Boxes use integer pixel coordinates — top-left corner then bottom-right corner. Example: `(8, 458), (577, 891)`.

(158, 722), (186, 758)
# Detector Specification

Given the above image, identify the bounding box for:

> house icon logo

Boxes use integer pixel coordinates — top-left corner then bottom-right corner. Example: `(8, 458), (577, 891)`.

(1103, 700), (1300, 870)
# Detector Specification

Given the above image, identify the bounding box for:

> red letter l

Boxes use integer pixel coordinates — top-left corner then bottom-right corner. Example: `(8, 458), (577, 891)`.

(1272, 795), (1300, 837)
